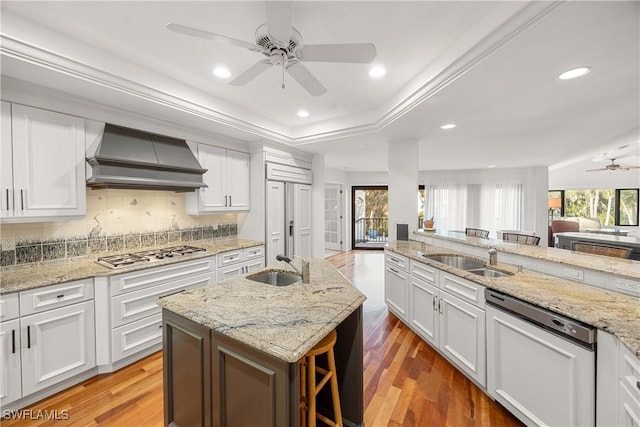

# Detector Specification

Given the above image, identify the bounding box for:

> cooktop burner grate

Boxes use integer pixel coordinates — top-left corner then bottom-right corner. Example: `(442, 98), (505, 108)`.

(97, 245), (206, 268)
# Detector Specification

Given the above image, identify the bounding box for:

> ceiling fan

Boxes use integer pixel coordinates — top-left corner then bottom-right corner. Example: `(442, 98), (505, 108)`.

(166, 2), (377, 97)
(586, 158), (640, 172)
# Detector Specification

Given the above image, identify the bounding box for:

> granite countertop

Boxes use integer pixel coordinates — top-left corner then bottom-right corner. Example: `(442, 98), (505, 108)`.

(386, 240), (640, 358)
(157, 258), (366, 363)
(415, 230), (640, 279)
(0, 238), (264, 295)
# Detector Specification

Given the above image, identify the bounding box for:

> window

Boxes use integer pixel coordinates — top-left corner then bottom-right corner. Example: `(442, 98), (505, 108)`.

(556, 188), (639, 226)
(616, 189), (639, 226)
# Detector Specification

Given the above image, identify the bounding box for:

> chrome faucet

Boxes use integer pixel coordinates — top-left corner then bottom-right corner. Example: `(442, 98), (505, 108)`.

(488, 248), (498, 266)
(275, 254), (310, 283)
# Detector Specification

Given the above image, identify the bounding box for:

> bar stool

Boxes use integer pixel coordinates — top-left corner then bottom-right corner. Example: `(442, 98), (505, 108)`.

(300, 329), (342, 427)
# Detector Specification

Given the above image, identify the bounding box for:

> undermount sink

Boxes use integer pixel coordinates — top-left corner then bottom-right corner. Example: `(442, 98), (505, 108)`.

(467, 268), (513, 278)
(422, 254), (486, 271)
(246, 270), (301, 286)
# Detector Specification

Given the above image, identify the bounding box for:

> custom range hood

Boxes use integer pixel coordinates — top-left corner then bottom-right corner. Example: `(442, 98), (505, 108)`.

(86, 124), (207, 192)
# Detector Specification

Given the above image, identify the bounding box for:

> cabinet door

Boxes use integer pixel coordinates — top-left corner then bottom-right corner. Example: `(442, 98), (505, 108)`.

(439, 291), (485, 386)
(1, 102), (13, 219)
(11, 104), (86, 218)
(409, 276), (439, 347)
(266, 180), (286, 263)
(0, 319), (21, 406)
(244, 258), (265, 274)
(293, 183), (312, 258)
(21, 301), (96, 395)
(218, 263), (245, 281)
(226, 149), (250, 211)
(384, 264), (408, 320)
(196, 144), (227, 211)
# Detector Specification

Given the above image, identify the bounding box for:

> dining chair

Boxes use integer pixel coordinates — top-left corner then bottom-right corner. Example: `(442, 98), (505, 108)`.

(550, 220), (580, 234)
(502, 232), (541, 246)
(465, 228), (490, 239)
(571, 242), (632, 259)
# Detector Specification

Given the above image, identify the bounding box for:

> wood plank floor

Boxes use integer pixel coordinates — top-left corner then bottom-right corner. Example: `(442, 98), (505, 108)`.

(3, 250), (523, 427)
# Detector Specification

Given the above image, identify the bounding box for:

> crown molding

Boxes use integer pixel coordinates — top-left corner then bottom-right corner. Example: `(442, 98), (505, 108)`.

(0, 1), (564, 147)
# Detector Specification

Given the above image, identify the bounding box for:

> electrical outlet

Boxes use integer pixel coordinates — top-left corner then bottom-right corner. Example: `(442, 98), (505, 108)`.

(615, 278), (640, 295)
(3, 236), (15, 251)
(213, 223), (218, 230)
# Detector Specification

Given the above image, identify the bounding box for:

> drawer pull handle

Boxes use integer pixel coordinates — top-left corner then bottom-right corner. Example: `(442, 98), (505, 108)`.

(390, 268), (399, 273)
(229, 195), (232, 206)
(11, 329), (15, 354)
(27, 325), (31, 349)
(432, 297), (436, 310)
(4, 189), (8, 211)
(20, 189), (24, 211)
(637, 381), (640, 391)
(57, 294), (64, 299)
(438, 299), (443, 314)
(224, 195), (228, 207)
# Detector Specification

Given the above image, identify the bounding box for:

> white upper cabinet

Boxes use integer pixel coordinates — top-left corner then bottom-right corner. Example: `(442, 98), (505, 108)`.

(1, 103), (86, 222)
(186, 143), (250, 213)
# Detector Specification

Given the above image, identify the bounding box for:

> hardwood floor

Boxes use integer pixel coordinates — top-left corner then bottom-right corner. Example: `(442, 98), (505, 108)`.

(3, 251), (523, 427)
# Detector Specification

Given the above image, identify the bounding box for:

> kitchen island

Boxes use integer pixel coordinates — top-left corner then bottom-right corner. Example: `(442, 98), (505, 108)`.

(157, 258), (366, 427)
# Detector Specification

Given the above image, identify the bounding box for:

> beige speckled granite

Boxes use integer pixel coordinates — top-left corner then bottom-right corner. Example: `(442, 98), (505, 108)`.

(387, 240), (640, 357)
(0, 238), (264, 295)
(157, 259), (366, 363)
(414, 230), (640, 279)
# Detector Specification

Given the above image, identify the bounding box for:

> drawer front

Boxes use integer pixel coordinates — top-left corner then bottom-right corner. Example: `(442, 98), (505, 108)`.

(112, 272), (212, 328)
(245, 245), (264, 260)
(0, 293), (19, 322)
(618, 379), (640, 427)
(410, 261), (438, 284)
(20, 279), (94, 316)
(385, 251), (408, 272)
(112, 313), (163, 362)
(440, 272), (485, 308)
(218, 250), (245, 266)
(110, 257), (215, 296)
(620, 344), (640, 402)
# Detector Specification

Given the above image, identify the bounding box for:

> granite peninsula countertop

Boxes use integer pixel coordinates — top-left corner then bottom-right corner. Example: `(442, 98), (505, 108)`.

(157, 258), (366, 363)
(414, 230), (640, 279)
(386, 239), (640, 357)
(0, 238), (264, 295)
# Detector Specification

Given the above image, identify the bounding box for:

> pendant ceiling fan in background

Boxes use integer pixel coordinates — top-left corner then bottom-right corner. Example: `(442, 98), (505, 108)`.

(586, 158), (640, 172)
(166, 1), (377, 96)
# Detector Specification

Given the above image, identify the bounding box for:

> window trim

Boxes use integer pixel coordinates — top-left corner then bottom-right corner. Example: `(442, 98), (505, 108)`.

(615, 188), (639, 226)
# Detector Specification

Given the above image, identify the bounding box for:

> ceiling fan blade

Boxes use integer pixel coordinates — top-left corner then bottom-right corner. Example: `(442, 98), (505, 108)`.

(286, 62), (327, 96)
(299, 43), (377, 63)
(585, 168), (607, 172)
(229, 60), (272, 86)
(265, 1), (294, 46)
(166, 23), (262, 52)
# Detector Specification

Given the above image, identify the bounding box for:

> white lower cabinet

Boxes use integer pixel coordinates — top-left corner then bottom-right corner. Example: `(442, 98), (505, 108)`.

(100, 256), (217, 365)
(408, 261), (485, 386)
(0, 318), (22, 406)
(0, 280), (95, 408)
(384, 251), (409, 321)
(217, 245), (265, 281)
(618, 339), (640, 427)
(21, 301), (96, 396)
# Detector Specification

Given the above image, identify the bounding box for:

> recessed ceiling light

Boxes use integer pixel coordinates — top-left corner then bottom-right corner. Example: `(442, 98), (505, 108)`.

(297, 110), (309, 118)
(369, 66), (386, 78)
(488, 165), (496, 168)
(213, 66), (231, 79)
(558, 67), (591, 80)
(440, 123), (456, 130)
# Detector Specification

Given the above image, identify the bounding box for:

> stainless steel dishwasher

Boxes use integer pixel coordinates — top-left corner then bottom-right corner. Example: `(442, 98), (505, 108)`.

(485, 290), (596, 427)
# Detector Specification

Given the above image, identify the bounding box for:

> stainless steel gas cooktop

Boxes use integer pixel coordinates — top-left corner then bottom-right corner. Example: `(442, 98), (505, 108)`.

(97, 245), (206, 269)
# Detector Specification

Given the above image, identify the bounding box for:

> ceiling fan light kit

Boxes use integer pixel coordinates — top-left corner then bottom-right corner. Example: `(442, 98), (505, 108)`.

(167, 1), (377, 96)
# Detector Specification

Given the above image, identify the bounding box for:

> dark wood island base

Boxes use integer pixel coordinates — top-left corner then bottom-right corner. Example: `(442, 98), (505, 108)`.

(162, 306), (364, 427)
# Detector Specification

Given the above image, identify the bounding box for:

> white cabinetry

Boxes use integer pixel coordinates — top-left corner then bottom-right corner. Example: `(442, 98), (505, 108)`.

(101, 257), (216, 365)
(1, 103), (86, 222)
(384, 251), (409, 321)
(408, 261), (486, 386)
(0, 279), (95, 408)
(618, 339), (640, 426)
(217, 245), (265, 281)
(186, 144), (250, 213)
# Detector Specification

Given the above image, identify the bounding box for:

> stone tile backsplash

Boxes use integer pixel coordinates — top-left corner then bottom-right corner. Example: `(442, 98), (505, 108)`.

(0, 189), (238, 267)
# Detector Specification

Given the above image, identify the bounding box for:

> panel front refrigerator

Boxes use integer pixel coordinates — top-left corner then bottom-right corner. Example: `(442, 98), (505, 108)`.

(265, 180), (312, 263)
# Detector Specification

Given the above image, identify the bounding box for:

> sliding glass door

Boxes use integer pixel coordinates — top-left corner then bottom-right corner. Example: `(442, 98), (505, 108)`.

(352, 186), (388, 250)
